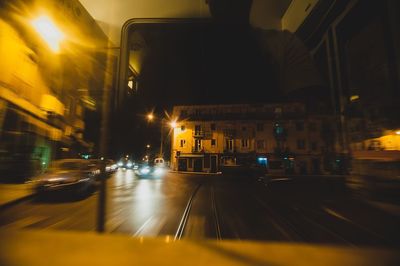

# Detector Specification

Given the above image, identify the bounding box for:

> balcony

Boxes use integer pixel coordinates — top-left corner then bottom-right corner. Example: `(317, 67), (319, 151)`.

(192, 147), (204, 153)
(193, 131), (204, 138)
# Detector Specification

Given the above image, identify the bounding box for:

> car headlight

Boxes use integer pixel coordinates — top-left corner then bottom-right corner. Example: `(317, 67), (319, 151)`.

(127, 162), (133, 168)
(117, 162), (123, 167)
(140, 167), (150, 174)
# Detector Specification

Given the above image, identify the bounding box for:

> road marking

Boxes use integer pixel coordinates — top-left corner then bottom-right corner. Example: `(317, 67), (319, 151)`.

(1, 216), (47, 230)
(322, 206), (352, 223)
(133, 216), (154, 237)
(43, 217), (75, 230)
(268, 178), (292, 182)
(106, 215), (126, 233)
(139, 216), (167, 237)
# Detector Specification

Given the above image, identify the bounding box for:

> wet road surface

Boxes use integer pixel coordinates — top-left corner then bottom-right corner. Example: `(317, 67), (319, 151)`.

(0, 169), (399, 247)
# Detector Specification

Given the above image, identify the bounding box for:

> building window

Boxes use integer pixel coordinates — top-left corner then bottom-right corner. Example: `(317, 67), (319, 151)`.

(274, 107), (282, 114)
(195, 125), (201, 133)
(194, 139), (202, 152)
(226, 139), (234, 151)
(256, 123), (264, 131)
(181, 125), (185, 131)
(180, 139), (186, 148)
(296, 122), (304, 131)
(241, 139), (249, 148)
(309, 122), (317, 131)
(256, 140), (265, 149)
(297, 139), (306, 149)
(211, 123), (216, 131)
(242, 126), (246, 131)
(211, 139), (217, 146)
(181, 110), (187, 117)
(311, 142), (318, 151)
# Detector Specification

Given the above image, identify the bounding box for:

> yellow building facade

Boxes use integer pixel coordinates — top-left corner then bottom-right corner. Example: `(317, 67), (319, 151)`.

(171, 104), (334, 174)
(0, 0), (109, 181)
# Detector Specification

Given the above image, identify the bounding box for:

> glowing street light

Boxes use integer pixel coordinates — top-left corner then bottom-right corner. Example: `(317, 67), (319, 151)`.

(147, 113), (154, 121)
(146, 144), (151, 148)
(170, 120), (177, 128)
(396, 130), (400, 135)
(31, 15), (65, 53)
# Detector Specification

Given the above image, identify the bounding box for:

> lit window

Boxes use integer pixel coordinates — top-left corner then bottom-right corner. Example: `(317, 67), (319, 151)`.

(241, 139), (249, 148)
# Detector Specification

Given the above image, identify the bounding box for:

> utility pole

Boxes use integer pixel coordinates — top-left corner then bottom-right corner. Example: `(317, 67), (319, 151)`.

(97, 44), (118, 233)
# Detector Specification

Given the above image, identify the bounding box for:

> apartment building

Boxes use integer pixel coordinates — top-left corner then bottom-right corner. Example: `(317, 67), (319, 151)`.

(0, 0), (109, 180)
(170, 103), (334, 174)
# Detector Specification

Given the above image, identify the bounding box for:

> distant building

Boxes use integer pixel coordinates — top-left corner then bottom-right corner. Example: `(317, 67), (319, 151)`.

(170, 103), (335, 174)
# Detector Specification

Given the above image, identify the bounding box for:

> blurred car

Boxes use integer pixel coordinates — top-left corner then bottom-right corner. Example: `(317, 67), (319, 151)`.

(134, 162), (153, 176)
(34, 159), (99, 195)
(89, 159), (105, 175)
(117, 158), (135, 169)
(105, 159), (118, 173)
(154, 157), (165, 168)
(135, 162), (165, 177)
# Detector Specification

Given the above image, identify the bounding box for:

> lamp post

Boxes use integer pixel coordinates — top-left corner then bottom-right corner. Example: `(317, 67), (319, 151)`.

(147, 113), (177, 158)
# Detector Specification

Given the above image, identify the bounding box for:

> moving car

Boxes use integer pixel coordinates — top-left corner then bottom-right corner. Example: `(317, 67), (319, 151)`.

(134, 162), (165, 177)
(154, 157), (165, 168)
(117, 158), (134, 169)
(105, 159), (118, 173)
(34, 159), (99, 196)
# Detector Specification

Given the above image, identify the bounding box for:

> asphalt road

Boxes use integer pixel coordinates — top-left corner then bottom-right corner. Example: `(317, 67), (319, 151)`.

(0, 169), (399, 247)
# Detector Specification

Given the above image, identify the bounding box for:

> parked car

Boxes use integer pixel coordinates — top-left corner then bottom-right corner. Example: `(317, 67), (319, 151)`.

(34, 159), (99, 196)
(105, 159), (118, 173)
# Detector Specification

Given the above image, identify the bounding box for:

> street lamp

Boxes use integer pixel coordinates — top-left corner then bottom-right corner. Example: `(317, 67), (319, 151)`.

(147, 113), (154, 121)
(146, 113), (178, 158)
(31, 15), (64, 53)
(170, 120), (177, 128)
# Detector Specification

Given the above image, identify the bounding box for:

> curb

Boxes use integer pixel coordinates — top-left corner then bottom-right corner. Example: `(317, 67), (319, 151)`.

(0, 193), (36, 211)
(169, 171), (222, 175)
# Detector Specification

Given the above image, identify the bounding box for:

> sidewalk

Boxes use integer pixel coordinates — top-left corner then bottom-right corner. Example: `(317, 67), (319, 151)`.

(0, 182), (36, 209)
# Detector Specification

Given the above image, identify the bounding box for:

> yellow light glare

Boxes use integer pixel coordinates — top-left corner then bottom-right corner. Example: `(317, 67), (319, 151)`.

(350, 95), (360, 102)
(396, 130), (400, 135)
(170, 121), (177, 128)
(147, 113), (154, 121)
(31, 16), (64, 52)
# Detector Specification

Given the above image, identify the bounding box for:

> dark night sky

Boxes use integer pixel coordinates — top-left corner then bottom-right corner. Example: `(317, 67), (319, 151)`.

(135, 23), (280, 110)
